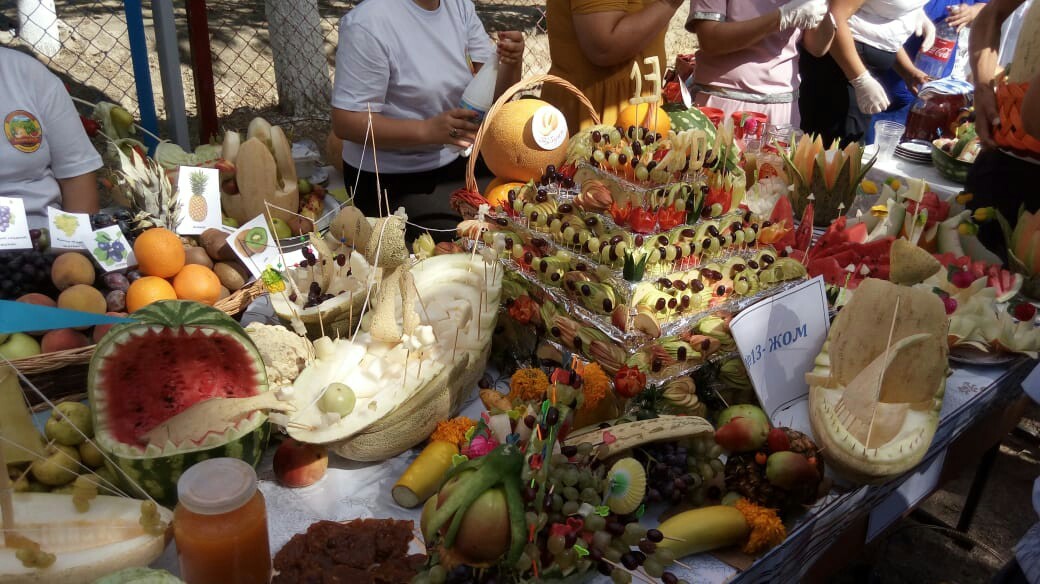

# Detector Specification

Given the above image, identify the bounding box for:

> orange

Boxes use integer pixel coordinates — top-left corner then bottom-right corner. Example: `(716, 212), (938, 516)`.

(134, 228), (185, 278)
(485, 181), (525, 210)
(126, 276), (177, 312)
(172, 264), (222, 305)
(617, 103), (671, 137)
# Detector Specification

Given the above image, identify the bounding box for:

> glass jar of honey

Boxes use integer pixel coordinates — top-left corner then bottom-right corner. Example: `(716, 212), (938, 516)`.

(174, 458), (271, 583)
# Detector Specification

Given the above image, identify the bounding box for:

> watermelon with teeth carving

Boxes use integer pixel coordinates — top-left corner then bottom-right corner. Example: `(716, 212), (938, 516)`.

(88, 300), (270, 506)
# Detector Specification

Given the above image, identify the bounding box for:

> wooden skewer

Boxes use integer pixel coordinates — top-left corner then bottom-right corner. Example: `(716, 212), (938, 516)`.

(601, 559), (655, 584)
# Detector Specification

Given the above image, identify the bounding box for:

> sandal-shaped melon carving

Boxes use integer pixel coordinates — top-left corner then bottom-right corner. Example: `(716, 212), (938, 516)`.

(808, 278), (948, 484)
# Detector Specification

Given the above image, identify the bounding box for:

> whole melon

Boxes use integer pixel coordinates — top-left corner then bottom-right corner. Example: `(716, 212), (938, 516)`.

(617, 103), (671, 137)
(481, 99), (568, 183)
(88, 300), (270, 505)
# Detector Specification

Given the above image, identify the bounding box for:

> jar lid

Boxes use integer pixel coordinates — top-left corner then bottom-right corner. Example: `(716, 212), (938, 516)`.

(177, 458), (258, 515)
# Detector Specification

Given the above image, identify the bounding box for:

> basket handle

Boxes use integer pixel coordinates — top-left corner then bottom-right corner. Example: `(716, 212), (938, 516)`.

(466, 74), (601, 192)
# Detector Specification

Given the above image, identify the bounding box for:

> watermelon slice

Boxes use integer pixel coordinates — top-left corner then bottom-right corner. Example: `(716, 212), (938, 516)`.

(769, 196), (797, 250)
(987, 266), (1024, 302)
(89, 300), (270, 505)
(795, 202), (815, 252)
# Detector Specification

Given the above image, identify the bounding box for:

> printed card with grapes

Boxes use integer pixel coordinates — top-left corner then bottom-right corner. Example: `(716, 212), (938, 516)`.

(84, 225), (137, 272)
(0, 196), (32, 250)
(47, 207), (92, 250)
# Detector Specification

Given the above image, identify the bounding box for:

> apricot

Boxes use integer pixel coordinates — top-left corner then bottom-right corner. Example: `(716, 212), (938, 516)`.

(57, 285), (107, 318)
(17, 292), (56, 307)
(40, 329), (91, 353)
(273, 438), (328, 488)
(51, 252), (96, 290)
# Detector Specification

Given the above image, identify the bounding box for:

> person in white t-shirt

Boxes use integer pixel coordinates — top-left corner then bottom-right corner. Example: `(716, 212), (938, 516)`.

(798, 0), (937, 144)
(0, 47), (102, 229)
(331, 0), (523, 238)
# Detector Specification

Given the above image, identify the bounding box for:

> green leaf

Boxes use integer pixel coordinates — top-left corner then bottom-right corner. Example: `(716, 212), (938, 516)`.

(97, 232), (112, 243)
(93, 249), (108, 262)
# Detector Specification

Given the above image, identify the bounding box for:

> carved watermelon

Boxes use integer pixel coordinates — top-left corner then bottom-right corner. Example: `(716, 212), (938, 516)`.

(88, 300), (270, 506)
(663, 104), (716, 142)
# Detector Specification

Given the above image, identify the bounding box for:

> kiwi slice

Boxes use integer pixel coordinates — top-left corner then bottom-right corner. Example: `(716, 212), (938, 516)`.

(243, 227), (268, 254)
(605, 457), (647, 515)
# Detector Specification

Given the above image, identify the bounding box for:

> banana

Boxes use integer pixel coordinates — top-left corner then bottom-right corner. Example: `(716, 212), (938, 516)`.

(633, 283), (673, 315)
(531, 255), (569, 286)
(565, 415), (714, 458)
(657, 506), (750, 558)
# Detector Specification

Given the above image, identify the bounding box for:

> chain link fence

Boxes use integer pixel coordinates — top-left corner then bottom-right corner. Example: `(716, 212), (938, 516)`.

(1, 0), (160, 117)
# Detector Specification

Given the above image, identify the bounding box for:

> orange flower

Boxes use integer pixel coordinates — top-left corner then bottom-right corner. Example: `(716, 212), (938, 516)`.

(735, 499), (786, 554)
(430, 417), (476, 448)
(579, 362), (610, 410)
(508, 368), (549, 402)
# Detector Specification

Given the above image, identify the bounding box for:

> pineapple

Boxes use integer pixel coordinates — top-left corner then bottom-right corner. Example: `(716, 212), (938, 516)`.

(724, 428), (824, 510)
(187, 170), (209, 221)
(110, 140), (180, 234)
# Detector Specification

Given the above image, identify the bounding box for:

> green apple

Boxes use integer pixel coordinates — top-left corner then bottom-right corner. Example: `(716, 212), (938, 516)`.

(222, 215), (240, 228)
(110, 106), (134, 135)
(45, 402), (93, 446)
(328, 187), (351, 204)
(270, 217), (292, 240)
(298, 179), (313, 195)
(0, 333), (41, 360)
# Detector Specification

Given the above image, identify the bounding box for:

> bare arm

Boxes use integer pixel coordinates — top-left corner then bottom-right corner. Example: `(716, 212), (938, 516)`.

(1025, 71), (1040, 139)
(893, 46), (931, 93)
(572, 0), (682, 68)
(331, 108), (478, 150)
(491, 31), (524, 99)
(970, 0), (1026, 145)
(57, 172), (99, 215)
(829, 0), (870, 79)
(689, 13), (783, 57)
(801, 12), (836, 57)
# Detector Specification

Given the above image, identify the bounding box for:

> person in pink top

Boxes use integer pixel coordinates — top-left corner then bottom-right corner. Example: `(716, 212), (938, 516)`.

(685, 0), (835, 127)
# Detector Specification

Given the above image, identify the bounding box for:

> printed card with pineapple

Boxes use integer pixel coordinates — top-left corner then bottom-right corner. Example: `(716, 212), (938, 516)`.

(47, 207), (92, 250)
(0, 196), (32, 250)
(175, 166), (221, 235)
(228, 214), (280, 279)
(83, 225), (137, 272)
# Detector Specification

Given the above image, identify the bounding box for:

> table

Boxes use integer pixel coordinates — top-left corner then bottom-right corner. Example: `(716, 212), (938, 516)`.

(150, 355), (1036, 582)
(863, 147), (965, 200)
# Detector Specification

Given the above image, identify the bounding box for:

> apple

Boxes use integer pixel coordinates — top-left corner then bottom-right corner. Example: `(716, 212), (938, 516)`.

(273, 438), (328, 488)
(93, 312), (128, 343)
(269, 217), (292, 240)
(0, 333), (41, 360)
(297, 179), (313, 195)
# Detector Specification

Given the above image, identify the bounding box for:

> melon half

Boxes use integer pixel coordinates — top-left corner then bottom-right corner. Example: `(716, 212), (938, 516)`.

(481, 99), (568, 183)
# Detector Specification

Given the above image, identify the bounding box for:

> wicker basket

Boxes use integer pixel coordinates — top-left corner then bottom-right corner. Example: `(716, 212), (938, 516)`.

(10, 279), (267, 403)
(994, 79), (1040, 156)
(452, 75), (601, 220)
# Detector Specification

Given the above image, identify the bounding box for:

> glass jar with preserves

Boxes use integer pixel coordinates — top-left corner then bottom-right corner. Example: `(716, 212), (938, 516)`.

(174, 458), (271, 584)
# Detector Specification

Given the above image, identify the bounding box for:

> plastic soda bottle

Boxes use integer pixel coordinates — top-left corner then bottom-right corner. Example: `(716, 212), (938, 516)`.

(914, 18), (958, 79)
(452, 58), (498, 156)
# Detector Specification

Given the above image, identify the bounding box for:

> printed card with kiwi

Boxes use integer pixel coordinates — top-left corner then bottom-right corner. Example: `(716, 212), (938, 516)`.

(228, 214), (280, 278)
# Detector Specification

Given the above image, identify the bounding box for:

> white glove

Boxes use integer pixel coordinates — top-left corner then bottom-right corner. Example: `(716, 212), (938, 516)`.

(850, 71), (891, 114)
(913, 8), (936, 52)
(778, 0), (829, 30)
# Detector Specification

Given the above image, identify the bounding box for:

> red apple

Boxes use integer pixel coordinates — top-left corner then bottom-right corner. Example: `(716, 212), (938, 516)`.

(40, 329), (90, 353)
(92, 312), (128, 343)
(273, 438), (328, 488)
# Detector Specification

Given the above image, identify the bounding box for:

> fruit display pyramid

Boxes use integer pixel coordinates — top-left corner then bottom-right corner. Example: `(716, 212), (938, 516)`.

(469, 115), (809, 383)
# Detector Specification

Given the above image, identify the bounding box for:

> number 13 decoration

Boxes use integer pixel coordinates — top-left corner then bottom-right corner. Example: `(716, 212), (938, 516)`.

(629, 56), (662, 106)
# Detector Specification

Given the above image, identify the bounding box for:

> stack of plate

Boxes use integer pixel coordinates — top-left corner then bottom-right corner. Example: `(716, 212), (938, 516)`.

(894, 140), (934, 163)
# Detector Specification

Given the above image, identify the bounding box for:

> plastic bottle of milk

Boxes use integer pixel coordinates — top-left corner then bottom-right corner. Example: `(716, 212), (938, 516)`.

(452, 59), (498, 156)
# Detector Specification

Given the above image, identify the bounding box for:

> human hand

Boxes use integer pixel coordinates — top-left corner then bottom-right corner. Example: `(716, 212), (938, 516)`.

(425, 109), (479, 148)
(850, 71), (890, 114)
(973, 83), (999, 148)
(778, 0), (828, 30)
(947, 3), (983, 30)
(496, 31), (524, 67)
(913, 8), (936, 52)
(901, 66), (933, 95)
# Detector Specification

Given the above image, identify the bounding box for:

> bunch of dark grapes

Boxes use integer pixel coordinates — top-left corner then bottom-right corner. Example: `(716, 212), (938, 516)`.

(637, 441), (701, 507)
(0, 250), (57, 299)
(537, 164), (574, 190)
(0, 205), (11, 232)
(93, 211), (136, 244)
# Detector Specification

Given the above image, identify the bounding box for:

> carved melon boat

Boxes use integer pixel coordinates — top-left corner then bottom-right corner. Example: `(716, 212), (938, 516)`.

(283, 252), (502, 461)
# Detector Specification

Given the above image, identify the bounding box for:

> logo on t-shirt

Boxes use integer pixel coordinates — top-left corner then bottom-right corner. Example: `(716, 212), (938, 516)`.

(4, 110), (43, 153)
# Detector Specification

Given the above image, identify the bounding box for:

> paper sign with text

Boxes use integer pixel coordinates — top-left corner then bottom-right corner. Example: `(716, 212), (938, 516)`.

(47, 207), (92, 250)
(229, 215), (284, 279)
(0, 197), (32, 250)
(83, 225), (136, 272)
(176, 166), (222, 235)
(729, 276), (830, 435)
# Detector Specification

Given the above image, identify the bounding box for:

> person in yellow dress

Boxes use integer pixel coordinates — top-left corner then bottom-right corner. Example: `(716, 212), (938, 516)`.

(543, 0), (682, 131)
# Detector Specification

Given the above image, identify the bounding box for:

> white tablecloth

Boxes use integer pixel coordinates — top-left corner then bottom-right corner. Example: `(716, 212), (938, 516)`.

(863, 147), (965, 200)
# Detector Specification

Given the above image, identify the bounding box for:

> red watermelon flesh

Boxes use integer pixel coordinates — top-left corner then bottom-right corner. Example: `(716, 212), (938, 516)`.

(769, 196), (797, 249)
(906, 192), (950, 229)
(97, 328), (261, 444)
(795, 203), (815, 252)
(987, 266), (1024, 301)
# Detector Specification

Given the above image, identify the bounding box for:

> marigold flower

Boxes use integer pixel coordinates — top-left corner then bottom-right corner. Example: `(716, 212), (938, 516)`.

(430, 416), (476, 448)
(508, 368), (549, 402)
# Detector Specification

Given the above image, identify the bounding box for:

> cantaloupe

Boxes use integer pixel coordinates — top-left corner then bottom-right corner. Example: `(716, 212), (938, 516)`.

(481, 99), (568, 183)
(617, 103), (671, 137)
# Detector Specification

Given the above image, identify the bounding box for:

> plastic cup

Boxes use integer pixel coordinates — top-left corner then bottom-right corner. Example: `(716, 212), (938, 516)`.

(874, 121), (905, 162)
(731, 111), (768, 140)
